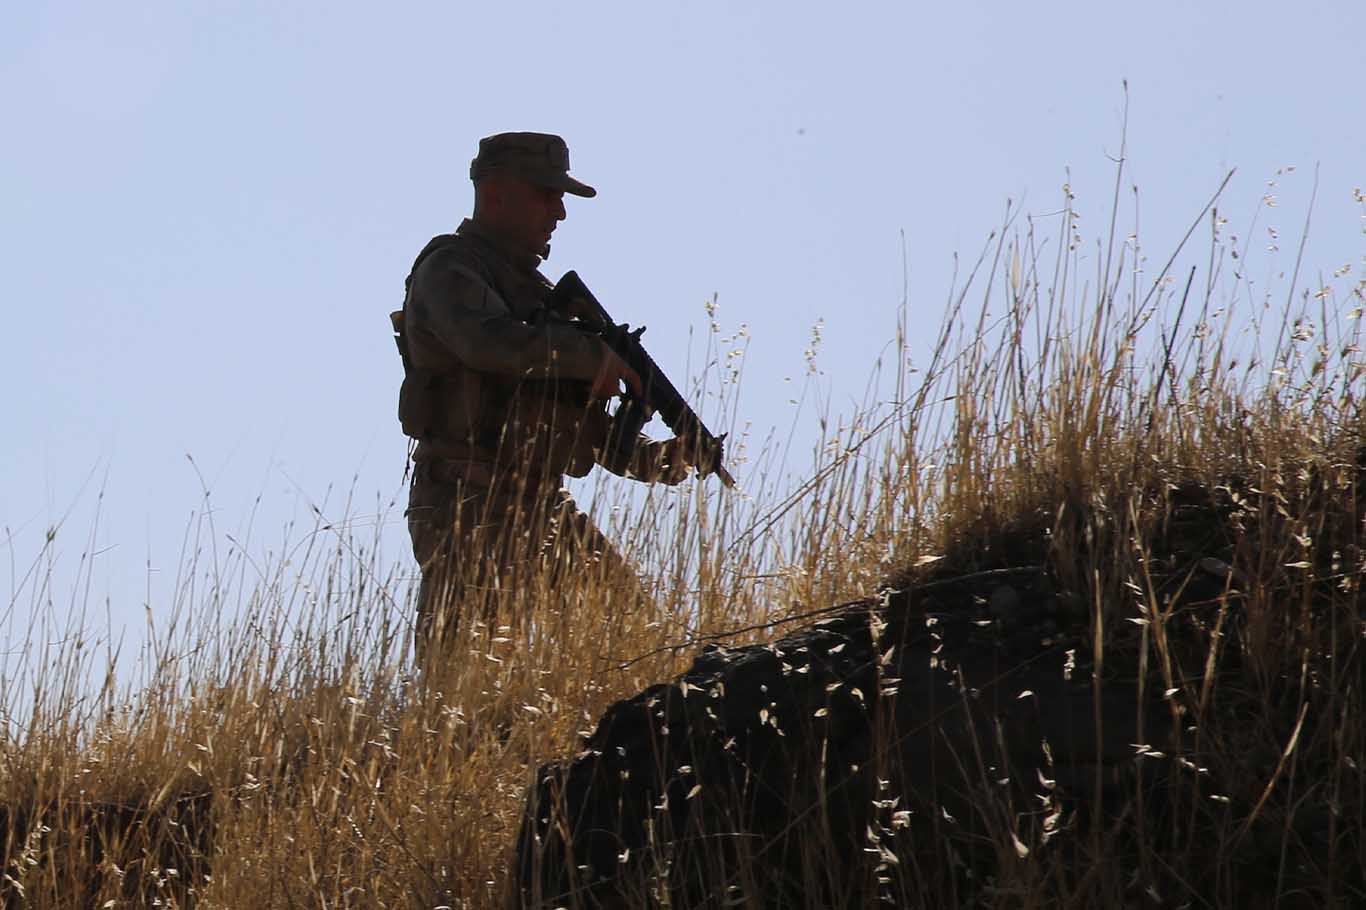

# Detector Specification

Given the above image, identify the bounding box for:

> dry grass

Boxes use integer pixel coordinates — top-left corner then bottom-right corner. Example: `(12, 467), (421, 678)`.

(3, 149), (1365, 907)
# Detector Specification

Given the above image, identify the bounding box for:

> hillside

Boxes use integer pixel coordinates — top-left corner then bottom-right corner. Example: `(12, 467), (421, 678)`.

(2, 178), (1364, 908)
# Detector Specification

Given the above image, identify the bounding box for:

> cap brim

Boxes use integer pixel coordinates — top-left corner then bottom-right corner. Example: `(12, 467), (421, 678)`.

(538, 172), (597, 198)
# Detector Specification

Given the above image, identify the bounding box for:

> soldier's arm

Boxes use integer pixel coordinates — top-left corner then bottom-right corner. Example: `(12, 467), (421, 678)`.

(407, 252), (606, 381)
(598, 436), (693, 485)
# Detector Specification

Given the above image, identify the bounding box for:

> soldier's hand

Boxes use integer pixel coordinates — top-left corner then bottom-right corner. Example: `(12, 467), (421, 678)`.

(591, 347), (643, 400)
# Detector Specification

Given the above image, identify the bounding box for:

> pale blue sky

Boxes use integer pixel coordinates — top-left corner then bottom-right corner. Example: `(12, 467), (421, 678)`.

(2, 1), (1363, 670)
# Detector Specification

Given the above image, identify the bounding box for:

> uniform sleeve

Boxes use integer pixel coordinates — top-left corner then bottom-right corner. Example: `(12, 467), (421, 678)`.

(406, 250), (606, 381)
(600, 436), (690, 485)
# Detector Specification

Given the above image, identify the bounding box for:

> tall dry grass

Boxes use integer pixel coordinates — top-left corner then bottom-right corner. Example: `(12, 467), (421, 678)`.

(3, 147), (1364, 907)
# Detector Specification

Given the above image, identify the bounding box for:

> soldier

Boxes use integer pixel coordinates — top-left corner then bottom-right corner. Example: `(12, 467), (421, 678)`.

(394, 132), (693, 665)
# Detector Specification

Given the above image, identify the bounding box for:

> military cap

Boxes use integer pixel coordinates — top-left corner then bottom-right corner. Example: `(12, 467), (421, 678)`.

(469, 132), (597, 198)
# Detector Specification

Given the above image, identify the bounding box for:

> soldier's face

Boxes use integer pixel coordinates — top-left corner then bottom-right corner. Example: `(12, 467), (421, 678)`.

(494, 176), (567, 255)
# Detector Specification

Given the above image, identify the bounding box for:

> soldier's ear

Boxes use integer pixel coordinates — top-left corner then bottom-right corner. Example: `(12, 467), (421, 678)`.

(473, 174), (507, 211)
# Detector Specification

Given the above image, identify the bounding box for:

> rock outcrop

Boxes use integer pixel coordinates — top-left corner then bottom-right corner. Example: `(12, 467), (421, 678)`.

(514, 567), (1171, 909)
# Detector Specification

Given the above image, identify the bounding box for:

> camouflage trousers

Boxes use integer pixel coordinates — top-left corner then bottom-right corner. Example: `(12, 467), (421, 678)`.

(406, 460), (644, 667)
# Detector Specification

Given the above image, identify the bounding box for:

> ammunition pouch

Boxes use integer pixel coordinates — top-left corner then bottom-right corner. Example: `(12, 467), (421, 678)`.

(398, 368), (440, 439)
(400, 365), (504, 450)
(393, 306), (495, 446)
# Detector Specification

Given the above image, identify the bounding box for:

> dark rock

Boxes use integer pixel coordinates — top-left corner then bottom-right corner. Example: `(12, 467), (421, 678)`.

(988, 583), (1021, 619)
(0, 789), (213, 906)
(513, 583), (1166, 909)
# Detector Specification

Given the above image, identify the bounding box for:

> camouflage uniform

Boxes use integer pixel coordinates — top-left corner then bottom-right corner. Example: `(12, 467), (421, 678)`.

(396, 134), (665, 661)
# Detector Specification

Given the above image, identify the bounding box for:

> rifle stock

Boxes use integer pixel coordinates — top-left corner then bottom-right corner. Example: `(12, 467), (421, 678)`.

(551, 271), (735, 487)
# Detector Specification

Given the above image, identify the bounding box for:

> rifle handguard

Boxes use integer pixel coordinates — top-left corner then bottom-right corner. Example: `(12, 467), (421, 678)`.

(552, 271), (736, 488)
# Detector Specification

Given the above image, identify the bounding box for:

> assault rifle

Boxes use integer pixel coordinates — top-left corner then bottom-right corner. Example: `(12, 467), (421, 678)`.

(550, 271), (735, 488)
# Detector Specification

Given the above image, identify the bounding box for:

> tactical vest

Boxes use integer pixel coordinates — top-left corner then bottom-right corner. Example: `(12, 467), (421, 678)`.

(391, 231), (605, 477)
